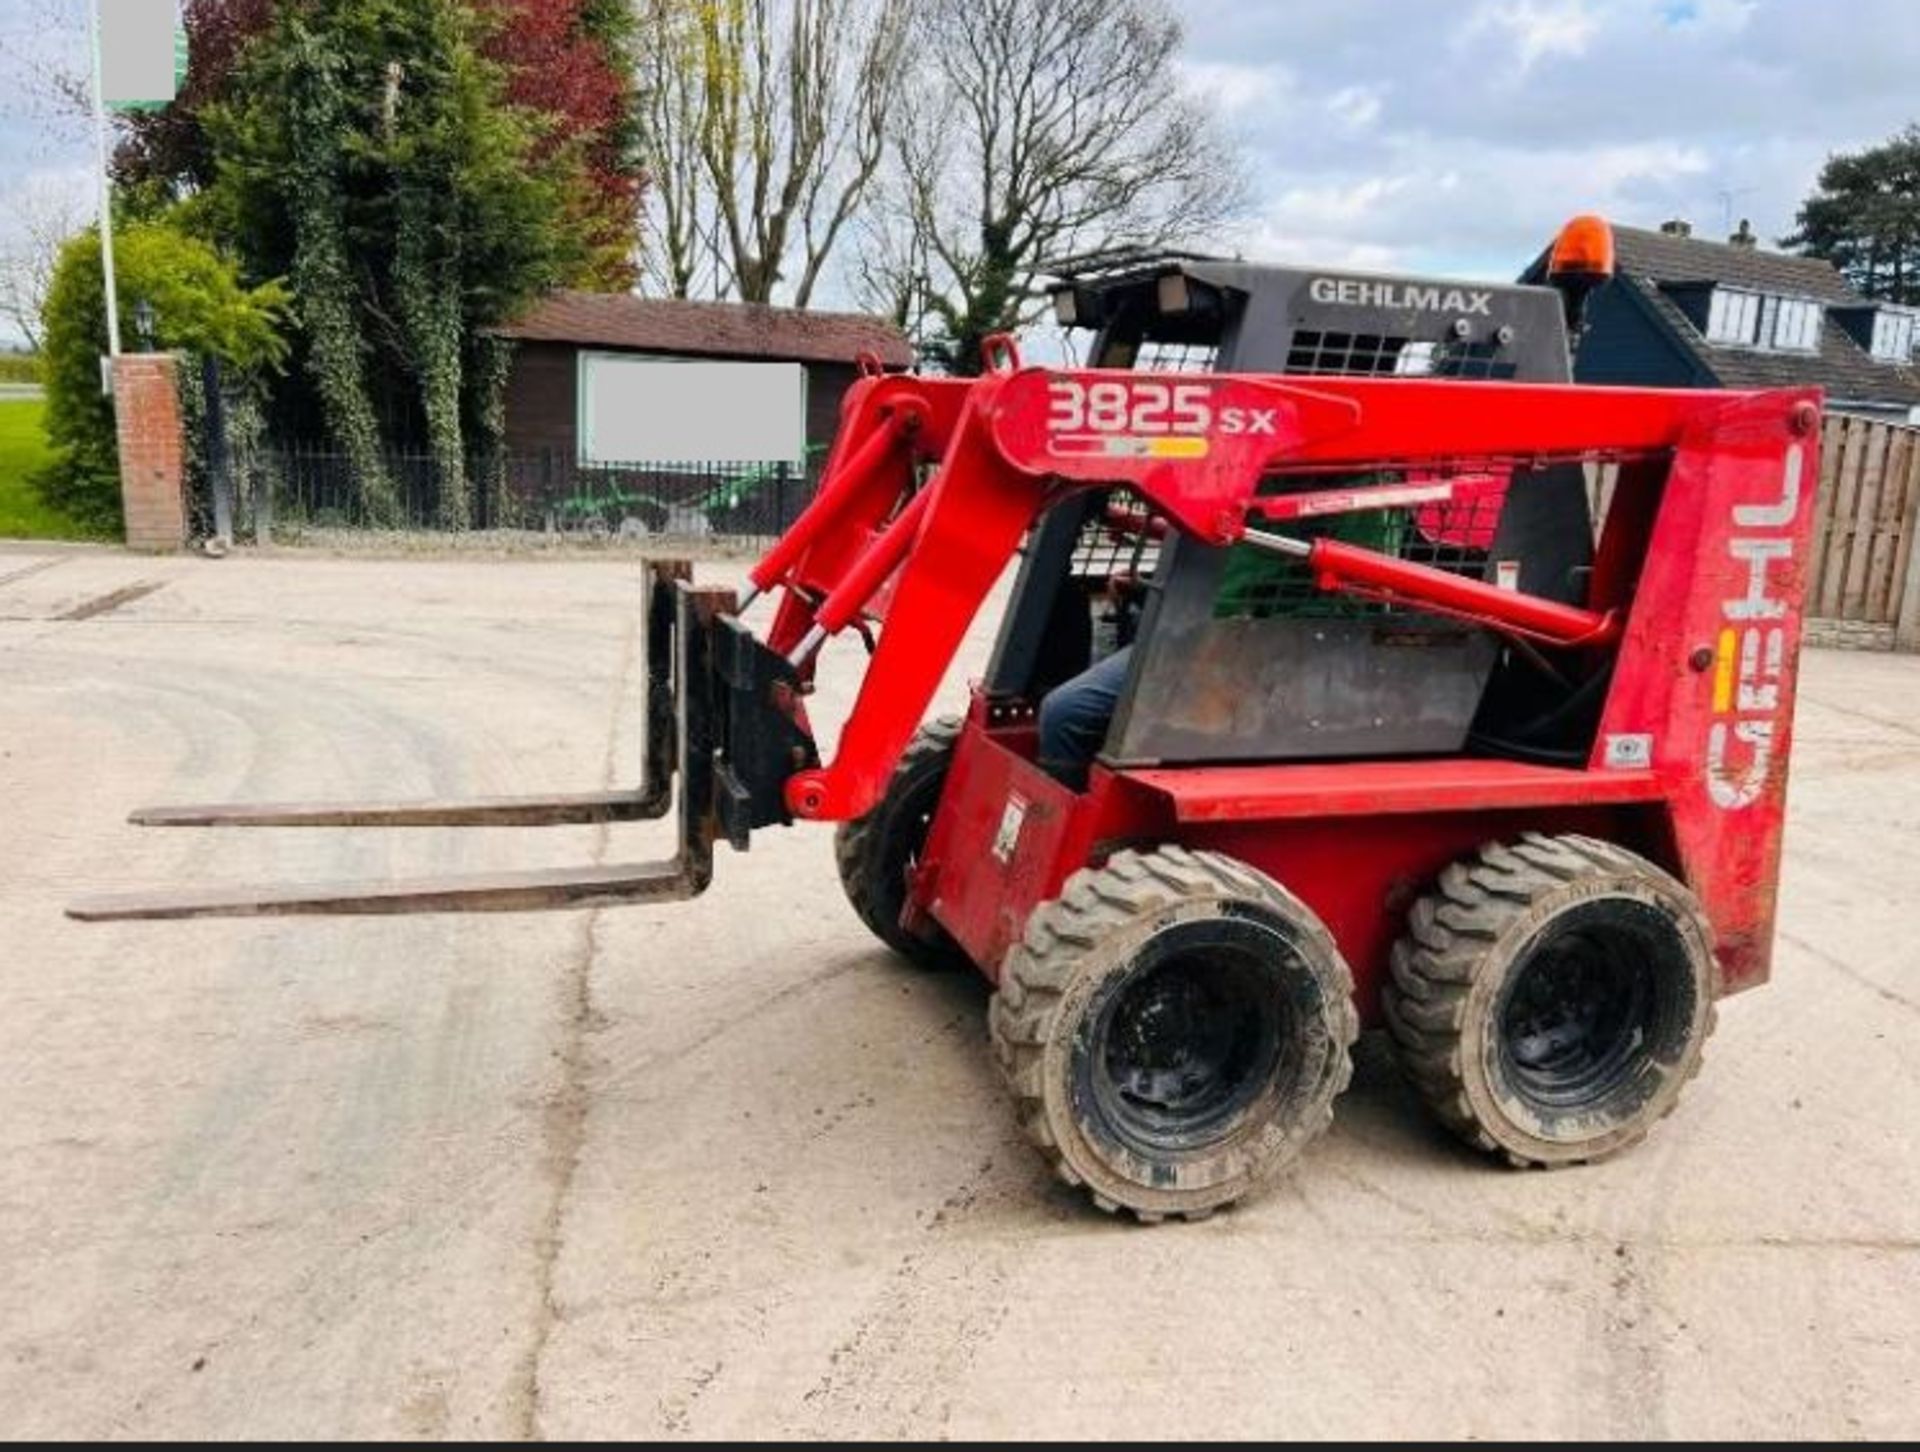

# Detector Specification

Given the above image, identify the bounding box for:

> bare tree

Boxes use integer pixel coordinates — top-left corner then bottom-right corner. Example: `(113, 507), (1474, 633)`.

(636, 0), (733, 299)
(0, 0), (97, 350)
(637, 0), (912, 306)
(861, 0), (1247, 373)
(0, 0), (91, 140)
(0, 173), (91, 351)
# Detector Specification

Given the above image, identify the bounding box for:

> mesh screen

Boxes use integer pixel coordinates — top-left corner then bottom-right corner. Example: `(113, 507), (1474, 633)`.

(1070, 488), (1164, 582)
(1216, 467), (1514, 620)
(1047, 332), (1196, 594)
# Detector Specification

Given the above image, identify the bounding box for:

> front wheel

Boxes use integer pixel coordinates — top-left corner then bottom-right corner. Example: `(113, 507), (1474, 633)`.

(990, 846), (1357, 1222)
(1384, 833), (1719, 1167)
(833, 717), (970, 971)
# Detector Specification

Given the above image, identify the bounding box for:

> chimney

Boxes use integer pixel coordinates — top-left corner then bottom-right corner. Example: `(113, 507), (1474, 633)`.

(1660, 218), (1693, 238)
(1730, 219), (1757, 249)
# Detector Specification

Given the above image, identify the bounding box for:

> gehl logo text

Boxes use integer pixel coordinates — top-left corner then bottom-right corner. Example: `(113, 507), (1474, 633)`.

(1309, 277), (1495, 316)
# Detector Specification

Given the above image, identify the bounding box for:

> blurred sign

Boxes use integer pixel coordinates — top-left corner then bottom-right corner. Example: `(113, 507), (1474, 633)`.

(99, 0), (186, 113)
(580, 356), (807, 466)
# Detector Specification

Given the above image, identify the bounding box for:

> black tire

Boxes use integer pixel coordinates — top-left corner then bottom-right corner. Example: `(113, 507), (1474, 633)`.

(989, 846), (1357, 1222)
(1384, 833), (1719, 1168)
(834, 716), (970, 971)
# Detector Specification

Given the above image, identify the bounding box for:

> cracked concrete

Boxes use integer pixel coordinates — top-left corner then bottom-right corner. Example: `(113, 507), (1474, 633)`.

(510, 610), (640, 1441)
(2, 548), (1918, 1438)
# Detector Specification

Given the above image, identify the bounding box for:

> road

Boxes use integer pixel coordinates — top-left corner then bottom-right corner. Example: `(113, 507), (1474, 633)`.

(2, 545), (1916, 1439)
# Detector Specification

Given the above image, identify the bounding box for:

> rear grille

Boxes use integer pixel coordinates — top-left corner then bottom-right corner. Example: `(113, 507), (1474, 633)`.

(1131, 340), (1219, 373)
(1435, 340), (1518, 380)
(1284, 331), (1421, 376)
(1282, 331), (1516, 380)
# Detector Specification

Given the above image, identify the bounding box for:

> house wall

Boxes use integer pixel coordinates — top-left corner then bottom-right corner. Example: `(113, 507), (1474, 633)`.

(501, 341), (578, 460)
(806, 363), (859, 460)
(1569, 281), (1708, 389)
(500, 341), (861, 465)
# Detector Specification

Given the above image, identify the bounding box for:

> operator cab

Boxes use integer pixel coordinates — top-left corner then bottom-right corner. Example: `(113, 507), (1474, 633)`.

(985, 254), (1601, 771)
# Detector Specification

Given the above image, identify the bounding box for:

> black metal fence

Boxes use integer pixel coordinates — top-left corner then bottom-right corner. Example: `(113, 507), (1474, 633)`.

(201, 442), (826, 548)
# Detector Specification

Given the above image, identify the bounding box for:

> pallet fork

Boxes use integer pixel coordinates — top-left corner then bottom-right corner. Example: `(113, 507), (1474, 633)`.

(68, 563), (816, 921)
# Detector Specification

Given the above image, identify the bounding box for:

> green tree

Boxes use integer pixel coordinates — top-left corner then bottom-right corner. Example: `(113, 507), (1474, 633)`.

(36, 221), (288, 531)
(118, 1), (643, 293)
(1786, 126), (1920, 304)
(202, 0), (588, 525)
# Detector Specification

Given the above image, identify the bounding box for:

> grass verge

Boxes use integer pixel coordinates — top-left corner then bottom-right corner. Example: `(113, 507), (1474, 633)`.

(0, 399), (102, 541)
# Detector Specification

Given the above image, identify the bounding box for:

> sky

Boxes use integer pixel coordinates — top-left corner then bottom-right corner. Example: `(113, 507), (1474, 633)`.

(1177, 0), (1920, 280)
(2, 0), (1920, 346)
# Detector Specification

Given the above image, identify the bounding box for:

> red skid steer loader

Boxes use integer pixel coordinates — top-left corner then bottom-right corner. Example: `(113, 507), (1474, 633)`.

(74, 219), (1823, 1221)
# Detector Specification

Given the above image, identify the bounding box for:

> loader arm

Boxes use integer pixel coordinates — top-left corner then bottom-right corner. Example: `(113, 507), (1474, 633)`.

(766, 362), (1740, 825)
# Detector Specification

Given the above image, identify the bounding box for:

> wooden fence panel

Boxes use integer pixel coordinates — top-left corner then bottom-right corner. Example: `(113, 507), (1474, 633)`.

(1811, 412), (1845, 616)
(1802, 412), (1920, 640)
(1839, 418), (1892, 621)
(1819, 415), (1868, 619)
(1866, 425), (1915, 622)
(1899, 444), (1920, 650)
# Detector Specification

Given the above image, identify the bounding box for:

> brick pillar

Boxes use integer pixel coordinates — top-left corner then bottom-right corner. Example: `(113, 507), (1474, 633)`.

(112, 354), (187, 552)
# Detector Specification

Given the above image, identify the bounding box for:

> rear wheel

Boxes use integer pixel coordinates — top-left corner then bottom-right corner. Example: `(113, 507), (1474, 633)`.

(834, 716), (969, 971)
(1384, 833), (1718, 1167)
(990, 846), (1357, 1221)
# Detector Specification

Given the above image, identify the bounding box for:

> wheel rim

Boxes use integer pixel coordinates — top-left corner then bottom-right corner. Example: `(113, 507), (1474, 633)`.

(882, 772), (943, 908)
(1080, 917), (1297, 1157)
(1495, 898), (1692, 1114)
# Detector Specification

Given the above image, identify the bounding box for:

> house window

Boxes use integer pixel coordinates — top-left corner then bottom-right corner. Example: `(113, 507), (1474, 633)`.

(1704, 288), (1821, 352)
(1706, 288), (1760, 345)
(1871, 308), (1918, 363)
(1771, 297), (1821, 352)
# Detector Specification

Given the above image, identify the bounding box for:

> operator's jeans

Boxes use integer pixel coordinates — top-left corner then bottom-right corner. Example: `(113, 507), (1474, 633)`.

(1038, 646), (1134, 787)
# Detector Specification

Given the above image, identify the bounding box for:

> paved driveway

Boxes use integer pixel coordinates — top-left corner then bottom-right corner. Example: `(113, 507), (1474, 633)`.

(1, 546), (1915, 1438)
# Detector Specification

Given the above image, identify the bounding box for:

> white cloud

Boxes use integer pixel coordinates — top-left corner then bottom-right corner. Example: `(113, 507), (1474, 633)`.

(1460, 0), (1604, 70)
(1326, 85), (1384, 131)
(1175, 59), (1287, 115)
(1271, 176), (1411, 228)
(1230, 221), (1408, 274)
(1583, 142), (1713, 191)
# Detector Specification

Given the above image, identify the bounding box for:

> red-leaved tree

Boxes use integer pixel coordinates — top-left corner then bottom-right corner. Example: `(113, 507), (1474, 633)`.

(478, 0), (643, 289)
(114, 0), (276, 194)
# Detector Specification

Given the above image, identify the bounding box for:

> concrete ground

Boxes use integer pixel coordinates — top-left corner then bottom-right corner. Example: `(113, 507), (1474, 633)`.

(2, 544), (1917, 1440)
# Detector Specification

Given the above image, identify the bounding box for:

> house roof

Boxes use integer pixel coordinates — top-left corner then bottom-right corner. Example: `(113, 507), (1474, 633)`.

(1526, 224), (1920, 409)
(491, 291), (915, 368)
(1609, 224), (1859, 301)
